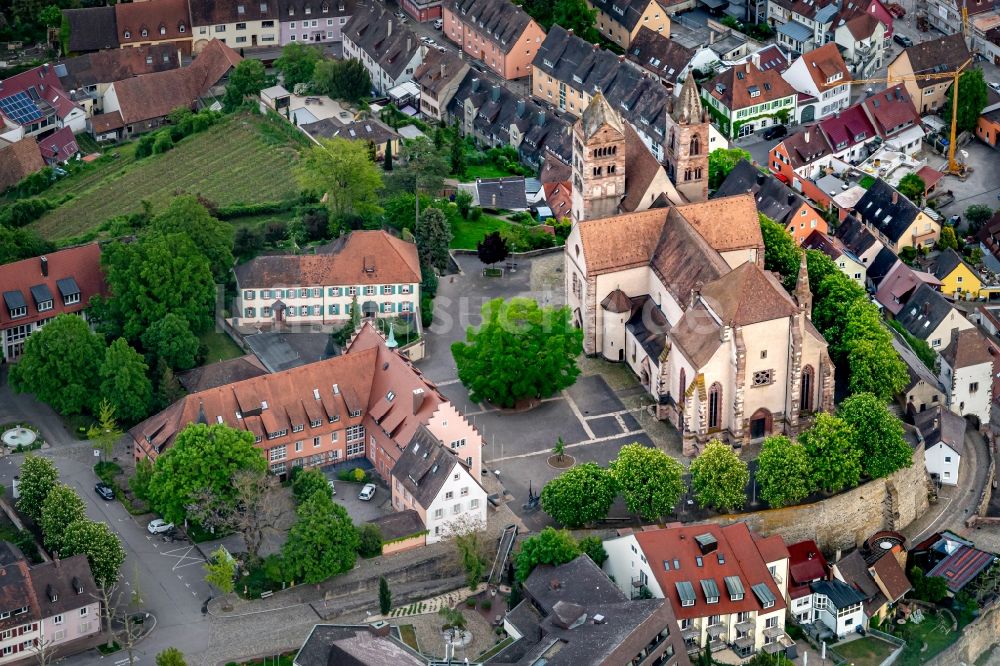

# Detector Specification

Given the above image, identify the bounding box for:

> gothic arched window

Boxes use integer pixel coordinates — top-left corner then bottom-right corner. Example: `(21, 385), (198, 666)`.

(801, 366), (814, 412)
(708, 382), (722, 430)
(689, 134), (701, 156)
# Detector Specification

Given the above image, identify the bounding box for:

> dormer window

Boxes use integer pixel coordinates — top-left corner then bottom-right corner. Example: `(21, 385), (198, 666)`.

(179, 23), (186, 33)
(289, 6), (294, 15)
(238, 4), (246, 13)
(4, 291), (27, 319)
(159, 24), (166, 35)
(124, 30), (131, 39)
(305, 5), (312, 13)
(260, 2), (268, 10)
(141, 28), (148, 37)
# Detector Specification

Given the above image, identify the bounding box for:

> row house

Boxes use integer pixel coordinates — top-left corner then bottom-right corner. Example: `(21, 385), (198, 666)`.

(833, 12), (886, 78)
(0, 546), (101, 665)
(915, 405), (966, 485)
(803, 230), (867, 285)
(400, 0), (442, 22)
(766, 0), (840, 55)
(768, 125), (844, 208)
(63, 6), (120, 54)
(114, 0), (193, 54)
(343, 6), (424, 95)
(413, 49), (469, 122)
(441, 0), (545, 81)
(130, 323), (487, 543)
(234, 230), (421, 327)
(892, 330), (948, 417)
(853, 178), (940, 253)
(0, 245), (105, 363)
(278, 0), (355, 46)
(0, 64), (87, 143)
(587, 0), (670, 49)
(816, 103), (876, 163)
(887, 34), (971, 114)
(714, 159), (828, 244)
(626, 26), (695, 93)
(603, 523), (793, 660)
(188, 0), (281, 52)
(784, 540), (828, 624)
(780, 42), (850, 123)
(703, 59), (798, 139)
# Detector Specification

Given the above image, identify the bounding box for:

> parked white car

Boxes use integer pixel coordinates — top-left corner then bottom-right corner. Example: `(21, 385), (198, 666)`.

(147, 519), (174, 534)
(359, 483), (377, 501)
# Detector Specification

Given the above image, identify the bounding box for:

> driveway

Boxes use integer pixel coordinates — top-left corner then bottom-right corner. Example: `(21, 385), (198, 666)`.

(325, 476), (392, 524)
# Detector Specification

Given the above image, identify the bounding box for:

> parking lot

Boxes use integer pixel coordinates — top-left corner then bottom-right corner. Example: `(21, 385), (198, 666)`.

(323, 474), (393, 524)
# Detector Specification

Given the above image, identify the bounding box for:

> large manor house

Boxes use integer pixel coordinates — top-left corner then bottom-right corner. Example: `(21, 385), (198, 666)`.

(565, 91), (834, 454)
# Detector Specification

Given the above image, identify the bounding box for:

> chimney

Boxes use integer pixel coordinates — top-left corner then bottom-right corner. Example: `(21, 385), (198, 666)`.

(751, 52), (760, 67)
(568, 28), (574, 36)
(550, 579), (562, 590)
(593, 42), (600, 51)
(807, 552), (815, 560)
(922, 302), (930, 316)
(892, 190), (898, 204)
(412, 388), (425, 414)
(805, 130), (810, 143)
(370, 621), (391, 638)
(709, 31), (716, 45)
(407, 37), (412, 53)
(441, 62), (447, 78)
(618, 54), (625, 63)
(40, 256), (48, 277)
(933, 417), (939, 429)
(745, 61), (751, 73)
(387, 19), (392, 36)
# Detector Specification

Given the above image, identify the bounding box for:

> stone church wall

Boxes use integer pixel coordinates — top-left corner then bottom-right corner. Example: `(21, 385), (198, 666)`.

(704, 441), (930, 552)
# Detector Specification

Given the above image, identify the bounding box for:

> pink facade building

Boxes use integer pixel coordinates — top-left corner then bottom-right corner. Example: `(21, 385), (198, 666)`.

(441, 0), (545, 80)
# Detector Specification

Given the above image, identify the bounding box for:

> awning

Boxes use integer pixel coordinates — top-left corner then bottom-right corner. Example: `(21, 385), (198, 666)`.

(701, 0), (729, 9)
(774, 172), (789, 184)
(362, 300), (378, 315)
(777, 20), (813, 43)
(885, 125), (926, 151)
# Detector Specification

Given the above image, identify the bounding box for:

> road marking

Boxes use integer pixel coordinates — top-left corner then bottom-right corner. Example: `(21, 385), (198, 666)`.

(161, 545), (204, 571)
(583, 406), (647, 420)
(485, 428), (646, 464)
(435, 379), (461, 386)
(562, 390), (595, 439)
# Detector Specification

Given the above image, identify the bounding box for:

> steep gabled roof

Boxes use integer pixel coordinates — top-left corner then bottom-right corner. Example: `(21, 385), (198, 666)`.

(391, 427), (464, 510)
(58, 44), (181, 90)
(798, 43), (850, 92)
(778, 127), (834, 169)
(581, 91), (624, 139)
(819, 103), (876, 152)
(861, 84), (920, 138)
(940, 327), (994, 370)
(627, 27), (693, 84)
(443, 0), (535, 54)
(893, 283), (961, 341)
(63, 6), (120, 51)
(0, 244), (105, 328)
(588, 0), (658, 32)
(114, 0), (190, 45)
(700, 261), (799, 326)
(914, 405), (966, 454)
(854, 178), (921, 243)
(343, 4), (422, 81)
(895, 34), (971, 89)
(706, 60), (796, 110)
(0, 138), (45, 192)
(713, 159), (814, 227)
(675, 193), (763, 253)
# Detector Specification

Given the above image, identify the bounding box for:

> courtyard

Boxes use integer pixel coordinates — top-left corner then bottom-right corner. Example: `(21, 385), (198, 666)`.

(416, 253), (683, 531)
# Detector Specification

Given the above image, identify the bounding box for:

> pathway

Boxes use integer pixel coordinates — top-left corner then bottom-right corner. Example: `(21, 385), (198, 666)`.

(380, 583), (487, 620)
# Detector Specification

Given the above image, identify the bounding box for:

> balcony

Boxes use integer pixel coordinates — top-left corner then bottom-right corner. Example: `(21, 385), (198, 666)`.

(734, 635), (755, 650)
(682, 626), (700, 640)
(764, 625), (785, 639)
(735, 619), (755, 633)
(709, 639), (727, 652)
(707, 624), (727, 639)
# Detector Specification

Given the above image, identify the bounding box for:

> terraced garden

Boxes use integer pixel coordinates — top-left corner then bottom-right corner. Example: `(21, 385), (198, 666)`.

(29, 112), (304, 242)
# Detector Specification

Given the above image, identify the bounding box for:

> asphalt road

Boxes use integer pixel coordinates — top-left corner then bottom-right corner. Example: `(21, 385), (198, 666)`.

(0, 373), (212, 664)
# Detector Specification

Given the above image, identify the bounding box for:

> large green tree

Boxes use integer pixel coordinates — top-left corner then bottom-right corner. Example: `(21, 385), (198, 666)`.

(0, 226), (53, 265)
(689, 440), (749, 514)
(811, 273), (867, 345)
(291, 468), (333, 503)
(40, 484), (87, 555)
(551, 0), (600, 40)
(147, 195), (235, 282)
(275, 42), (322, 89)
(839, 393), (913, 479)
(223, 59), (268, 111)
(759, 214), (801, 287)
(100, 234), (216, 341)
(941, 68), (989, 133)
(451, 298), (582, 408)
(755, 436), (811, 509)
(141, 313), (200, 372)
(9, 314), (106, 415)
(297, 137), (383, 222)
(61, 519), (126, 587)
(847, 337), (909, 402)
(514, 527), (580, 582)
(540, 463), (617, 527)
(312, 58), (371, 103)
(414, 207), (452, 274)
(965, 204), (995, 234)
(146, 424), (267, 525)
(100, 338), (152, 424)
(282, 492), (360, 584)
(608, 443), (686, 521)
(708, 148), (752, 189)
(387, 136), (451, 196)
(203, 546), (236, 594)
(799, 413), (861, 493)
(16, 454), (59, 523)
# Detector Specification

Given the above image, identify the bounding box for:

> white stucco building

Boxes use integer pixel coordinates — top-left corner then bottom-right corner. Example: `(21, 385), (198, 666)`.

(807, 580), (866, 638)
(780, 43), (850, 123)
(937, 327), (994, 425)
(915, 406), (965, 485)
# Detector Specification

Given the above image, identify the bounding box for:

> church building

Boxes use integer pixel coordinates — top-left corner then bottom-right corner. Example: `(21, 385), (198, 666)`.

(565, 196), (835, 454)
(570, 74), (709, 223)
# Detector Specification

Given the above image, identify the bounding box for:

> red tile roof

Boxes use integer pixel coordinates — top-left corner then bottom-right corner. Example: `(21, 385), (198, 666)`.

(543, 181), (572, 222)
(787, 540), (829, 587)
(0, 139), (45, 192)
(777, 126), (833, 169)
(800, 43), (850, 92)
(633, 523), (787, 620)
(0, 244), (106, 329)
(706, 61), (796, 111)
(861, 84), (920, 138)
(0, 64), (82, 126)
(115, 0), (191, 46)
(37, 126), (79, 163)
(90, 111), (124, 134)
(819, 103), (876, 152)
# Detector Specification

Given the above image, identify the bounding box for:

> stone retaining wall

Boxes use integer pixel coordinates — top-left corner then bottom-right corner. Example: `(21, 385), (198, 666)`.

(925, 600), (1000, 665)
(704, 442), (930, 552)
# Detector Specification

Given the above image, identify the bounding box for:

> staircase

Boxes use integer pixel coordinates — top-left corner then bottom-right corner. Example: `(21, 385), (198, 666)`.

(488, 524), (518, 587)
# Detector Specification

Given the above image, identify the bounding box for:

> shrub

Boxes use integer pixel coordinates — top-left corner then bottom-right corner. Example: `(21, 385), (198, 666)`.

(468, 207), (483, 221)
(466, 597), (477, 608)
(481, 599), (492, 611)
(353, 468), (366, 482)
(421, 295), (434, 328)
(0, 198), (57, 228)
(152, 132), (174, 154)
(135, 134), (156, 158)
(357, 523), (383, 558)
(264, 221), (289, 243)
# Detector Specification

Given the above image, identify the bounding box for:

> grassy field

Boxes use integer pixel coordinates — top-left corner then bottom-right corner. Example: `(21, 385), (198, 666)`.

(834, 636), (898, 666)
(465, 164), (519, 180)
(199, 330), (244, 364)
(29, 113), (303, 241)
(450, 214), (512, 249)
(892, 611), (962, 666)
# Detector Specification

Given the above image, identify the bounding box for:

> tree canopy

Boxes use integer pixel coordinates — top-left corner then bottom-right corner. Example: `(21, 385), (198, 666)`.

(540, 463), (617, 527)
(282, 492), (360, 584)
(514, 527), (580, 582)
(61, 519), (126, 587)
(297, 137), (383, 222)
(451, 298), (582, 408)
(16, 454), (59, 523)
(204, 547), (236, 594)
(275, 43), (322, 89)
(755, 436), (811, 508)
(839, 392), (913, 479)
(689, 440), (749, 513)
(387, 137), (451, 196)
(142, 313), (200, 372)
(40, 484), (87, 555)
(312, 58), (371, 103)
(708, 149), (752, 189)
(99, 233), (215, 342)
(100, 338), (152, 424)
(147, 424), (267, 525)
(415, 207), (452, 274)
(147, 195), (234, 282)
(941, 67), (989, 133)
(608, 443), (686, 521)
(897, 173), (926, 203)
(477, 231), (509, 267)
(292, 468), (333, 504)
(0, 226), (54, 265)
(759, 214), (800, 288)
(224, 59), (268, 111)
(9, 314), (106, 415)
(800, 413), (861, 493)
(965, 204), (995, 235)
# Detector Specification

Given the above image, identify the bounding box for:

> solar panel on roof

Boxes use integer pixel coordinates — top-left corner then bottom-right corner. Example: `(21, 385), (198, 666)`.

(0, 92), (44, 125)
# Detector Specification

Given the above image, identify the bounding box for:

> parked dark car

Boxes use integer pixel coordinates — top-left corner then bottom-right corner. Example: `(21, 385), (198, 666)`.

(95, 483), (115, 501)
(893, 34), (914, 47)
(760, 124), (787, 140)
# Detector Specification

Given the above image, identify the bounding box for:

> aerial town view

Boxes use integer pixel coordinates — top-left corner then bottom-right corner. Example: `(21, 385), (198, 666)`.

(3, 0), (1000, 663)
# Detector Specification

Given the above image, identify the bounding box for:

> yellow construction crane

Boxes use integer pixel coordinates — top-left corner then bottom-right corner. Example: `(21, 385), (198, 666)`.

(826, 57), (973, 176)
